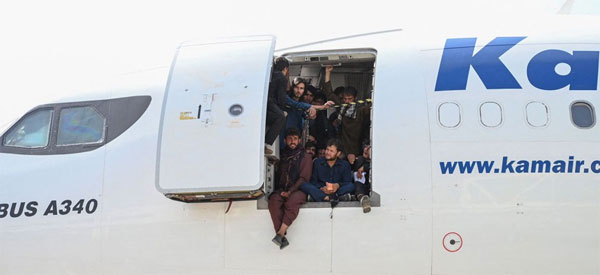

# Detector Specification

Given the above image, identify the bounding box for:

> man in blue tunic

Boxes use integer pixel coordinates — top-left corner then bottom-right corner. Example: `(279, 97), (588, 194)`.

(300, 139), (354, 202)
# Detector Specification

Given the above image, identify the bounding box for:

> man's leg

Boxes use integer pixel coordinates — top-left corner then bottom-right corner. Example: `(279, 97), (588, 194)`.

(354, 181), (367, 198)
(300, 183), (327, 202)
(268, 193), (285, 233)
(281, 190), (307, 234)
(336, 183), (356, 197)
(278, 191), (307, 250)
(265, 104), (285, 145)
(354, 182), (371, 213)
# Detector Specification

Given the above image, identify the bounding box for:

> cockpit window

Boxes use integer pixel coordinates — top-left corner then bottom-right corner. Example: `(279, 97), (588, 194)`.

(2, 109), (53, 148)
(57, 107), (105, 146)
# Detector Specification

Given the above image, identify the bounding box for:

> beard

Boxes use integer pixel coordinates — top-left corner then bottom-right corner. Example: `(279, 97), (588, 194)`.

(325, 156), (337, 161)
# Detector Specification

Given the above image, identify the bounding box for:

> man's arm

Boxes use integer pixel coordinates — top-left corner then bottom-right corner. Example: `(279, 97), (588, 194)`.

(321, 65), (340, 105)
(286, 96), (311, 110)
(325, 65), (332, 83)
(313, 101), (335, 111)
(288, 154), (313, 193)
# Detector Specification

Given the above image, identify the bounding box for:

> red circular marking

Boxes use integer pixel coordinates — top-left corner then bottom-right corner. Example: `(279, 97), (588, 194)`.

(442, 232), (463, 252)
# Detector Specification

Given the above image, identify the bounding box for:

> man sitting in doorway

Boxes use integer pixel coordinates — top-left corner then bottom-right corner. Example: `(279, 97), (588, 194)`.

(268, 128), (312, 249)
(304, 141), (316, 159)
(353, 144), (372, 213)
(300, 139), (354, 202)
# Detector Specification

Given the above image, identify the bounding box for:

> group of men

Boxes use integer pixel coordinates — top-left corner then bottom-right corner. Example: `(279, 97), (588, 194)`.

(265, 57), (372, 249)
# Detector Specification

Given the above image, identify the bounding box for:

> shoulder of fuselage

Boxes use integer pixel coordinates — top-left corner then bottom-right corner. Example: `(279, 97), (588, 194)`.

(273, 16), (600, 54)
(48, 66), (170, 105)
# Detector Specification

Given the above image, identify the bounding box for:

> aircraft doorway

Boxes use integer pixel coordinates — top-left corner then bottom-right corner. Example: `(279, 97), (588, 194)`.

(156, 42), (379, 209)
(260, 49), (380, 209)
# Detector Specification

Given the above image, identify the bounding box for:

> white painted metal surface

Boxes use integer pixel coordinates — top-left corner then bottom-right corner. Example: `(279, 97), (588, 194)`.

(157, 36), (275, 193)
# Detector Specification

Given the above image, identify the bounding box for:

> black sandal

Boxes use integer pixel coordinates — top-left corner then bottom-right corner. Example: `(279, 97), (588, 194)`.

(280, 237), (289, 249)
(272, 234), (284, 247)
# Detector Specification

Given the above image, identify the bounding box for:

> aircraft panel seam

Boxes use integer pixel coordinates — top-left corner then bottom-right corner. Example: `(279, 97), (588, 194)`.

(275, 29), (402, 53)
(418, 45), (437, 275)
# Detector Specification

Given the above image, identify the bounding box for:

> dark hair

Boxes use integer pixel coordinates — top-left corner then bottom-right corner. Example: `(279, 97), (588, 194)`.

(313, 92), (327, 103)
(273, 57), (289, 71)
(333, 86), (345, 96)
(305, 141), (316, 149)
(292, 77), (306, 88)
(306, 84), (317, 94)
(285, 127), (301, 138)
(341, 86), (358, 97)
(326, 138), (343, 153)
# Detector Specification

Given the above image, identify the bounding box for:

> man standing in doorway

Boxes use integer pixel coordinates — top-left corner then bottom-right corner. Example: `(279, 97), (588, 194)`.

(268, 128), (312, 249)
(322, 65), (370, 166)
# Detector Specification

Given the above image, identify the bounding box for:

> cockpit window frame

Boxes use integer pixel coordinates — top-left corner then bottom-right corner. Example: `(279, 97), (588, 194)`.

(0, 96), (151, 155)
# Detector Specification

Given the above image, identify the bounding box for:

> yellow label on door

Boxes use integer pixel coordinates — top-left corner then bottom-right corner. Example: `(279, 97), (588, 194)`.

(179, 112), (196, 120)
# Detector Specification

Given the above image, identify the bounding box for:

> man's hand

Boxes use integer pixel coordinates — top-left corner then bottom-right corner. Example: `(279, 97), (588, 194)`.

(326, 65), (334, 73)
(347, 154), (356, 165)
(322, 183), (337, 195)
(325, 65), (333, 82)
(308, 135), (316, 143)
(308, 107), (317, 119)
(280, 192), (289, 198)
(313, 103), (333, 111)
(356, 167), (364, 179)
(320, 186), (332, 194)
(332, 183), (340, 193)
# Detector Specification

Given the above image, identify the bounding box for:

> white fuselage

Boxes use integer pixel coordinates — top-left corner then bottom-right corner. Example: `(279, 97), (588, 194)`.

(1, 17), (599, 275)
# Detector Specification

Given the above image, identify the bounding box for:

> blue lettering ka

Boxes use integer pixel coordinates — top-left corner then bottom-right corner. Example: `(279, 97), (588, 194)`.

(434, 37), (599, 91)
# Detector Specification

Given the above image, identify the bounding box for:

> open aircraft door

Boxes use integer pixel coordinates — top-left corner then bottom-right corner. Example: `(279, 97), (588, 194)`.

(156, 36), (276, 202)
